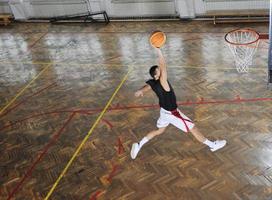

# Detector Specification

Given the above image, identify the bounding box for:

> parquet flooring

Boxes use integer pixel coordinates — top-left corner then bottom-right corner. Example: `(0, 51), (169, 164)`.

(0, 21), (271, 200)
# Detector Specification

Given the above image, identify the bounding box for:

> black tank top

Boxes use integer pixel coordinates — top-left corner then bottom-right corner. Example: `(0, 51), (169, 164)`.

(146, 79), (177, 111)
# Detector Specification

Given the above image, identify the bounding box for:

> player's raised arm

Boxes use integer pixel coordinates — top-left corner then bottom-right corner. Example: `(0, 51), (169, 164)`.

(156, 48), (170, 91)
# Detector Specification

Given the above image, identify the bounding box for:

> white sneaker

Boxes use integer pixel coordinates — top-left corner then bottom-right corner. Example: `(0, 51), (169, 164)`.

(131, 143), (140, 159)
(210, 140), (227, 152)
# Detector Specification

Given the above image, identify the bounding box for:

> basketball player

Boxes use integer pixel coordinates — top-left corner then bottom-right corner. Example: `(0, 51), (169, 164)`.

(130, 48), (226, 159)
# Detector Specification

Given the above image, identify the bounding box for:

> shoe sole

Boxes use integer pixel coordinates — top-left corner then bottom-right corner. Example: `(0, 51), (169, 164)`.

(211, 141), (227, 152)
(131, 143), (138, 159)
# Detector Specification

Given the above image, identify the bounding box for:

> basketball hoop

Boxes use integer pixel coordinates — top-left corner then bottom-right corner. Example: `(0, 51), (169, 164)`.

(225, 29), (260, 73)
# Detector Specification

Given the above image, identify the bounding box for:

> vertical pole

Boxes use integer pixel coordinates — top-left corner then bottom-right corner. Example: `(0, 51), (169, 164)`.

(268, 0), (272, 85)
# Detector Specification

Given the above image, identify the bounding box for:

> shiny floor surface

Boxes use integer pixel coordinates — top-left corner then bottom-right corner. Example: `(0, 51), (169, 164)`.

(0, 21), (271, 200)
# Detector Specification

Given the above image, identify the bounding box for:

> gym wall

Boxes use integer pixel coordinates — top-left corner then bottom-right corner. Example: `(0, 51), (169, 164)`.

(1, 0), (269, 20)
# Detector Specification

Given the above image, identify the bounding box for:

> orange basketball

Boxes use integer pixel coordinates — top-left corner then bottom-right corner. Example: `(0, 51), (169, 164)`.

(149, 31), (166, 48)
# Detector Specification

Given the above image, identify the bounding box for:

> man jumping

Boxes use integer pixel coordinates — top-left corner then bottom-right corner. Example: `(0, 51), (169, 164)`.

(131, 48), (226, 159)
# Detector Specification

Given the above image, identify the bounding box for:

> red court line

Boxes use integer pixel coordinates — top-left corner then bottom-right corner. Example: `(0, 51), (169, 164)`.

(89, 190), (103, 200)
(101, 119), (113, 129)
(2, 96), (272, 132)
(106, 163), (119, 183)
(117, 137), (125, 155)
(4, 94), (265, 198)
(6, 112), (76, 200)
(0, 110), (75, 132)
(0, 82), (57, 119)
(68, 96), (272, 113)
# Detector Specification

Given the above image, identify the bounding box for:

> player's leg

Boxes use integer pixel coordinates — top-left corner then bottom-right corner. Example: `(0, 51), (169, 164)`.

(130, 108), (169, 159)
(146, 127), (167, 140)
(190, 126), (226, 152)
(131, 127), (166, 159)
(170, 109), (226, 152)
(189, 126), (205, 142)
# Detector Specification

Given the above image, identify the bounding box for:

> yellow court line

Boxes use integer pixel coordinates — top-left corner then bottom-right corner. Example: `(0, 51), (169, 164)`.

(0, 63), (51, 115)
(44, 67), (132, 200)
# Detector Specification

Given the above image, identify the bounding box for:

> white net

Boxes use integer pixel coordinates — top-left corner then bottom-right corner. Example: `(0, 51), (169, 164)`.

(225, 29), (260, 73)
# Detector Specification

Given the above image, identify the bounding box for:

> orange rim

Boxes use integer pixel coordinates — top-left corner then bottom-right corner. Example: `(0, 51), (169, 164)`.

(225, 29), (260, 46)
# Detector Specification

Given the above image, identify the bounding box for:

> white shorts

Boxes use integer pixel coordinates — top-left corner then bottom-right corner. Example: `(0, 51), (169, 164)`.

(157, 107), (195, 133)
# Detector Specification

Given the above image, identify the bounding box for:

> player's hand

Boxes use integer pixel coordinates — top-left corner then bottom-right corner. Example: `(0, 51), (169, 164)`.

(135, 90), (143, 97)
(155, 47), (162, 53)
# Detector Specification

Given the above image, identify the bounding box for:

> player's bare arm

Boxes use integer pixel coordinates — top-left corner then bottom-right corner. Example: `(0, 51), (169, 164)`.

(156, 48), (170, 91)
(135, 84), (151, 97)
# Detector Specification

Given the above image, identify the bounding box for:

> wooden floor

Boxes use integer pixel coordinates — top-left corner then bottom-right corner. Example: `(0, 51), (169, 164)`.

(0, 21), (271, 200)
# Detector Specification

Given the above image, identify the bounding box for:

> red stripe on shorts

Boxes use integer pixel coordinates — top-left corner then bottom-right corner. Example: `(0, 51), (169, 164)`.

(171, 109), (193, 132)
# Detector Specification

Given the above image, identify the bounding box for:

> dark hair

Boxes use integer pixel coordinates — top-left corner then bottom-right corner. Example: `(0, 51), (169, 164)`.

(149, 65), (158, 79)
